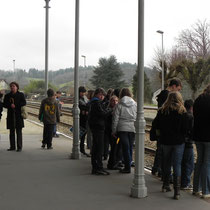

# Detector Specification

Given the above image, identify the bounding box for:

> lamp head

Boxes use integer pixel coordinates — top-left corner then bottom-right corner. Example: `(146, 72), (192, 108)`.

(157, 30), (164, 34)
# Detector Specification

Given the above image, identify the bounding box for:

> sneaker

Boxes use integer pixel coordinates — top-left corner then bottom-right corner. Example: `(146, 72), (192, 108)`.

(41, 144), (46, 149)
(47, 146), (53, 150)
(119, 168), (131, 174)
(192, 191), (202, 196)
(7, 148), (15, 151)
(131, 161), (135, 167)
(162, 185), (172, 192)
(107, 165), (121, 170)
(201, 194), (210, 199)
(181, 185), (193, 190)
(92, 169), (110, 175)
(16, 148), (22, 152)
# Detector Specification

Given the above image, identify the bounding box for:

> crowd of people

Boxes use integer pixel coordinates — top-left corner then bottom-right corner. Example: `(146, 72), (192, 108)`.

(1, 80), (210, 201)
(79, 86), (136, 175)
(151, 78), (210, 200)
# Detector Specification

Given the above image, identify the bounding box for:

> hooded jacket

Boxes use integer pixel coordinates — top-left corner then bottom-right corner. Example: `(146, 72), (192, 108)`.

(88, 97), (111, 131)
(112, 96), (137, 133)
(39, 97), (60, 124)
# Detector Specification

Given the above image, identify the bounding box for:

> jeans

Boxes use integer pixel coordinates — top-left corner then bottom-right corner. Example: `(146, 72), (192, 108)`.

(181, 146), (194, 187)
(193, 142), (210, 195)
(152, 141), (162, 174)
(118, 132), (135, 170)
(162, 143), (185, 178)
(53, 124), (57, 135)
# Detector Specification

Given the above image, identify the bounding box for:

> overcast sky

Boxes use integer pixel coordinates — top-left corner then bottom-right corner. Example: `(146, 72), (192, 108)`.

(0, 0), (209, 71)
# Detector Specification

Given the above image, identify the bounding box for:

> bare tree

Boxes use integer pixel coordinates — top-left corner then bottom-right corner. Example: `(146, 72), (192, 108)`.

(177, 19), (210, 59)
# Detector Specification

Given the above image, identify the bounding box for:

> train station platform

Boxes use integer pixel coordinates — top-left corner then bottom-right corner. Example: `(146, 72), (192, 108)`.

(0, 114), (209, 210)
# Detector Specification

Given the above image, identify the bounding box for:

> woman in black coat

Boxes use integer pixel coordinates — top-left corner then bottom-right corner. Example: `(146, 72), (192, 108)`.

(154, 91), (188, 200)
(3, 82), (26, 152)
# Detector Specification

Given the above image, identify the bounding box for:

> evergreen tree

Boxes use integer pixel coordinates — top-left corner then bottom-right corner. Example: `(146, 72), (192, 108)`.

(132, 69), (152, 103)
(90, 55), (126, 90)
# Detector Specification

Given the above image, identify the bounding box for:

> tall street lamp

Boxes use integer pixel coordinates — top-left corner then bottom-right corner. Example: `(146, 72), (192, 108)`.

(156, 30), (164, 90)
(130, 0), (147, 198)
(13, 59), (16, 81)
(44, 0), (51, 96)
(81, 55), (86, 86)
(70, 0), (81, 159)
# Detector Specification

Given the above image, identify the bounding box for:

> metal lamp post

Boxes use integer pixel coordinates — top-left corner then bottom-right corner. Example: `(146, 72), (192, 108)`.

(157, 30), (164, 90)
(81, 55), (86, 87)
(130, 0), (147, 198)
(13, 59), (16, 81)
(44, 0), (51, 96)
(70, 0), (81, 159)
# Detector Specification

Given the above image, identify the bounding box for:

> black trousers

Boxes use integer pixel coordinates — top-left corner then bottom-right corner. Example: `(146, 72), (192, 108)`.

(91, 130), (104, 171)
(42, 124), (54, 148)
(9, 128), (22, 150)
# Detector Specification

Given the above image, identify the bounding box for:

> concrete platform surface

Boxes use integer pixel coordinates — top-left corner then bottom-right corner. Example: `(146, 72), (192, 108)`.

(0, 118), (209, 210)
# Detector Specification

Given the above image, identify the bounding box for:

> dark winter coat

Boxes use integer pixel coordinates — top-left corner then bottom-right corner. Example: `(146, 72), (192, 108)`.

(88, 97), (111, 131)
(193, 94), (210, 142)
(157, 90), (169, 108)
(0, 101), (3, 120)
(3, 91), (26, 129)
(185, 111), (194, 148)
(39, 97), (60, 125)
(154, 109), (188, 145)
(79, 96), (89, 128)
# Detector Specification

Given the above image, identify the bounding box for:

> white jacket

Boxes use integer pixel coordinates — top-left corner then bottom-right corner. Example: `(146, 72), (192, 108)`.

(112, 96), (137, 133)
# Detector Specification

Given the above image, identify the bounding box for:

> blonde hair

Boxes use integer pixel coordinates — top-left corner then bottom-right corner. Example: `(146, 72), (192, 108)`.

(161, 91), (186, 114)
(108, 95), (119, 107)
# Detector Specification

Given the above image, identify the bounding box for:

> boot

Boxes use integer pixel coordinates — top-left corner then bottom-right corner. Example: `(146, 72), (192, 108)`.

(173, 176), (181, 200)
(162, 175), (172, 192)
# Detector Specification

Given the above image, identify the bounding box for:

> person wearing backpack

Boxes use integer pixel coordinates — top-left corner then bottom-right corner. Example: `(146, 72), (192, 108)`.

(39, 89), (60, 149)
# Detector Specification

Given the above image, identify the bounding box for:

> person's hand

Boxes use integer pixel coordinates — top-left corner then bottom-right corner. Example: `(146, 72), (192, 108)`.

(11, 104), (15, 109)
(112, 132), (117, 138)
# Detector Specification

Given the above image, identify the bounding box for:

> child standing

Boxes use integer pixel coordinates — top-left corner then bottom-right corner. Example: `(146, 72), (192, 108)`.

(39, 89), (60, 149)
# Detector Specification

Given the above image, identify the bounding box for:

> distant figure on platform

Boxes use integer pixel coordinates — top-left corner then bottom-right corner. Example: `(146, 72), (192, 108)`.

(3, 82), (26, 152)
(193, 85), (210, 198)
(53, 90), (63, 138)
(0, 92), (3, 120)
(79, 86), (89, 157)
(86, 89), (95, 151)
(39, 89), (60, 149)
(181, 99), (194, 190)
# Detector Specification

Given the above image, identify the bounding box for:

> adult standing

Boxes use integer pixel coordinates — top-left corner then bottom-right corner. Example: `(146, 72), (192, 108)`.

(112, 88), (137, 173)
(154, 91), (187, 200)
(193, 85), (210, 198)
(79, 86), (89, 156)
(53, 90), (63, 138)
(152, 78), (182, 177)
(3, 82), (26, 152)
(89, 88), (110, 175)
